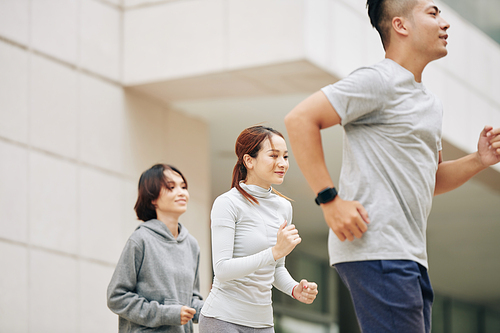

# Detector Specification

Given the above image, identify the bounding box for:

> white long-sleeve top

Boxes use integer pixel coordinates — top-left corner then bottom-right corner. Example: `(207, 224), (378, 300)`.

(201, 183), (298, 328)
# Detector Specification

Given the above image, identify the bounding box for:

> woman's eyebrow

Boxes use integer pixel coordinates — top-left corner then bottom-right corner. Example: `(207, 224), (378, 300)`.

(267, 149), (288, 153)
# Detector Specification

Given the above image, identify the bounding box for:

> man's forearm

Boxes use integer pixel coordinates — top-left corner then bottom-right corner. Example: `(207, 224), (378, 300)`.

(285, 92), (370, 241)
(434, 152), (487, 195)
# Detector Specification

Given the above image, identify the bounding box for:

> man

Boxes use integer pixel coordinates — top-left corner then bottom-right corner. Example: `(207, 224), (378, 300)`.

(284, 0), (500, 332)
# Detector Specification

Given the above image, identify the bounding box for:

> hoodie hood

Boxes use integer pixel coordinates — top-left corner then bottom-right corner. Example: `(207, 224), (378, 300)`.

(137, 219), (189, 242)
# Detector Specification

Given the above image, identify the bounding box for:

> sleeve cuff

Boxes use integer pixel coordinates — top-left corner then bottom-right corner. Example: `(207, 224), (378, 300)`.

(160, 304), (183, 326)
(267, 247), (276, 263)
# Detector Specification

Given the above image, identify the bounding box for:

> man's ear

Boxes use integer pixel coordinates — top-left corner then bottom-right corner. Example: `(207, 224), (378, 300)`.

(243, 154), (253, 170)
(392, 17), (410, 37)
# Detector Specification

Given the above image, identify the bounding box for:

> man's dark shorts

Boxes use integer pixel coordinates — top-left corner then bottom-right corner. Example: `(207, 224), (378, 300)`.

(335, 260), (434, 333)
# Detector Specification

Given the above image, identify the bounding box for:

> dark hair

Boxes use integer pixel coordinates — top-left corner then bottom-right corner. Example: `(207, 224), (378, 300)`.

(367, 0), (417, 50)
(231, 125), (290, 204)
(134, 164), (187, 222)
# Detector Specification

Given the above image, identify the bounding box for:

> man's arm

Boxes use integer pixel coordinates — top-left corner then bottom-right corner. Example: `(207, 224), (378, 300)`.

(284, 91), (370, 242)
(435, 126), (500, 195)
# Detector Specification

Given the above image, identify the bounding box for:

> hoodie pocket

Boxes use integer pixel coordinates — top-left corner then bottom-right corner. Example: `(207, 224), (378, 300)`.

(163, 298), (179, 305)
(164, 291), (191, 307)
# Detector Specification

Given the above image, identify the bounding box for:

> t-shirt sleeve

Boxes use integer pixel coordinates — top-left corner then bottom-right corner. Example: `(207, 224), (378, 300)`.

(321, 67), (387, 126)
(210, 195), (276, 283)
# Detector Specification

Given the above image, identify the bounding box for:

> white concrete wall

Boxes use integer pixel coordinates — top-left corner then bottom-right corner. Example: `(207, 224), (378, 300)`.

(0, 1), (211, 332)
(124, 0), (500, 171)
(1, 0), (499, 331)
(123, 0), (305, 84)
(122, 0), (382, 86)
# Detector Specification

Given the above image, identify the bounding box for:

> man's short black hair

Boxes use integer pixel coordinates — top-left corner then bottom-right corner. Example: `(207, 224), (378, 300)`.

(366, 0), (418, 49)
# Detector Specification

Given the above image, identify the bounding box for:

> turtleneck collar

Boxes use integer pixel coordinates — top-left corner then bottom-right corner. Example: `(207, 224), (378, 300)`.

(240, 182), (273, 199)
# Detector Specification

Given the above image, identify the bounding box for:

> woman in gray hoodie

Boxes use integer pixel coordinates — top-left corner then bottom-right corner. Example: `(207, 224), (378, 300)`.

(107, 164), (203, 332)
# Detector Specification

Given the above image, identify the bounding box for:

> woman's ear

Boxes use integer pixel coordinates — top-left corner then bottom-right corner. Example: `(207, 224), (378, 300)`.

(243, 154), (253, 170)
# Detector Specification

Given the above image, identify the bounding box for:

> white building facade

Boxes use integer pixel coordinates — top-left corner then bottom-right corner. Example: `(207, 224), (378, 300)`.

(1, 0), (499, 332)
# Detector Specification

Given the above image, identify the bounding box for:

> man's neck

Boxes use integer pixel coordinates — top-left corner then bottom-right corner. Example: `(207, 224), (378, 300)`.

(385, 48), (429, 83)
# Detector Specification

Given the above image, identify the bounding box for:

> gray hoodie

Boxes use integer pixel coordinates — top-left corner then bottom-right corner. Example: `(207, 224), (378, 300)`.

(107, 219), (203, 332)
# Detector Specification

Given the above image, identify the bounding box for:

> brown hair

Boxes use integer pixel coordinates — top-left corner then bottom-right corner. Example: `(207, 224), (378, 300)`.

(134, 164), (187, 222)
(231, 125), (290, 204)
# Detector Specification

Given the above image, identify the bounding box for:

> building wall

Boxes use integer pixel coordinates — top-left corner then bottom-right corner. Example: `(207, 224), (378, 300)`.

(1, 0), (499, 332)
(0, 0), (211, 332)
(124, 0), (500, 170)
(123, 0), (305, 85)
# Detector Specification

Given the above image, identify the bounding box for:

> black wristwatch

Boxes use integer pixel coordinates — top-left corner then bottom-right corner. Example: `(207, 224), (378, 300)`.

(315, 187), (338, 205)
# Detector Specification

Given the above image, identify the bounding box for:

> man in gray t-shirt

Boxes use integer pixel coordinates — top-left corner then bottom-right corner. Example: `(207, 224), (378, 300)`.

(321, 58), (442, 269)
(285, 0), (500, 332)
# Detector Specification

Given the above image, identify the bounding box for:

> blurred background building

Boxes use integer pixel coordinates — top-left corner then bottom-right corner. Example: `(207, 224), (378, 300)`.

(0, 0), (499, 332)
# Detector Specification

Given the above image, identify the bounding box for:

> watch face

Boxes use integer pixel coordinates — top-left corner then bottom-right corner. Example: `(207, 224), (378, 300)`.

(321, 190), (333, 202)
(316, 187), (337, 205)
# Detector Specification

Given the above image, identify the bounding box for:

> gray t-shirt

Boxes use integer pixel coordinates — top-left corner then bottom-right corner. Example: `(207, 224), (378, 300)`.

(321, 58), (443, 269)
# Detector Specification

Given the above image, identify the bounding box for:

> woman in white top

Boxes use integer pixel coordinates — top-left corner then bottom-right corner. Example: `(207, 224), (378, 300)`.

(199, 125), (318, 332)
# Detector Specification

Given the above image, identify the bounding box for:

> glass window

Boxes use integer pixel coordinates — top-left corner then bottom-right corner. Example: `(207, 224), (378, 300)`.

(451, 301), (479, 333)
(273, 251), (338, 330)
(273, 251), (333, 315)
(431, 295), (446, 333)
(485, 310), (500, 333)
(276, 316), (338, 333)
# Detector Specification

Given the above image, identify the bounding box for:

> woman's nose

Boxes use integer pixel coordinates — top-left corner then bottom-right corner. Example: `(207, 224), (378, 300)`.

(277, 157), (287, 167)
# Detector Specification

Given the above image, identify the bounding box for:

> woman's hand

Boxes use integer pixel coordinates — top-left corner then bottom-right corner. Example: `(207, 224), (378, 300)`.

(180, 306), (196, 325)
(292, 279), (318, 304)
(272, 221), (301, 260)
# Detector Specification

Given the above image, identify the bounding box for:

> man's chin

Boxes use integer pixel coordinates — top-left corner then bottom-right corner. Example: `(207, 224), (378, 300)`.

(432, 49), (448, 62)
(438, 48), (448, 58)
